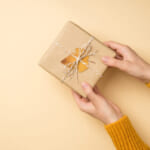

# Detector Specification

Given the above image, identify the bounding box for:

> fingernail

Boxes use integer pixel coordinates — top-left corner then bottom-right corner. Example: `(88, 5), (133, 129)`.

(81, 82), (91, 94)
(81, 82), (89, 89)
(102, 56), (109, 62)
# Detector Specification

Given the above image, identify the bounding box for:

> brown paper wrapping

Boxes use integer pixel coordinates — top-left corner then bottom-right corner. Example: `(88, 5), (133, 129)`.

(39, 21), (115, 97)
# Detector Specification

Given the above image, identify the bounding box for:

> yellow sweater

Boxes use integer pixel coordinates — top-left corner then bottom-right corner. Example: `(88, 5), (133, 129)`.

(105, 116), (150, 150)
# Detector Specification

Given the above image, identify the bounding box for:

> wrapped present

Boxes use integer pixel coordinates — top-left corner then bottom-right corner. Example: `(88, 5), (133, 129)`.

(39, 21), (115, 97)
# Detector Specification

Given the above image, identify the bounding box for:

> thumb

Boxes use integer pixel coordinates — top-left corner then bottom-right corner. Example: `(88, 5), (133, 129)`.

(81, 82), (99, 105)
(102, 56), (126, 71)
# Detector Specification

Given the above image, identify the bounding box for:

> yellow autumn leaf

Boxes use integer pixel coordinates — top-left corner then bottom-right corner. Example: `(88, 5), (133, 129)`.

(61, 48), (89, 72)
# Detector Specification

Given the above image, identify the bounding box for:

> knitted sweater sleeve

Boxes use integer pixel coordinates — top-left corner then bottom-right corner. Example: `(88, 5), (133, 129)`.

(105, 116), (150, 150)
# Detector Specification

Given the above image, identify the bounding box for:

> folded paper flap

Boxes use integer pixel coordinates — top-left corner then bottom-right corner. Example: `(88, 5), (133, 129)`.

(39, 21), (115, 97)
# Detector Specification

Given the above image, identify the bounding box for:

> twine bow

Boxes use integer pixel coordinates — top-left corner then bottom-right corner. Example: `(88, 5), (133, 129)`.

(61, 37), (97, 81)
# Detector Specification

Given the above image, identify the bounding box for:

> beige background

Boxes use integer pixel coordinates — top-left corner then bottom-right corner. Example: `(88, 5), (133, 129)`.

(0, 0), (150, 149)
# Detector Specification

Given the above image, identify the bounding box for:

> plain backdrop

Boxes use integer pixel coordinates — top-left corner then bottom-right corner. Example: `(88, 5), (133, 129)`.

(0, 0), (150, 149)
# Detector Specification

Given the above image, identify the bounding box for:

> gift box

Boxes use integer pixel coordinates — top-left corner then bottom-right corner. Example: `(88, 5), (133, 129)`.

(39, 21), (115, 97)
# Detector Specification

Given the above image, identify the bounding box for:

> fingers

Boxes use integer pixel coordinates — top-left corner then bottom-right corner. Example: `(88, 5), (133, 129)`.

(93, 86), (103, 97)
(107, 99), (122, 113)
(81, 82), (104, 106)
(72, 90), (86, 108)
(104, 41), (130, 56)
(102, 56), (128, 71)
(72, 82), (105, 112)
(104, 41), (126, 49)
(93, 86), (99, 94)
(81, 82), (97, 100)
(72, 90), (95, 114)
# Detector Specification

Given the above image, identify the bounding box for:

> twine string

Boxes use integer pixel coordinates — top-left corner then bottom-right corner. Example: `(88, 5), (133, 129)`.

(62, 37), (97, 82)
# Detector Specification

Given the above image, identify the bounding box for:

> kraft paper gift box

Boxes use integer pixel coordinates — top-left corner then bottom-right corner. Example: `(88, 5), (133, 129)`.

(39, 21), (115, 97)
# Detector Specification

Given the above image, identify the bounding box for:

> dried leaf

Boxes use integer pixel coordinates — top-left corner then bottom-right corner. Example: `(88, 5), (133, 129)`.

(61, 48), (89, 72)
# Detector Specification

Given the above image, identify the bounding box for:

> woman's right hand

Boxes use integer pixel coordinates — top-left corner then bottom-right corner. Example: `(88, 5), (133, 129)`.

(102, 41), (150, 83)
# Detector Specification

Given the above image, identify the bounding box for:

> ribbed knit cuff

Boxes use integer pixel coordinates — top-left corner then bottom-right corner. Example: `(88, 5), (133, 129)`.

(105, 116), (149, 150)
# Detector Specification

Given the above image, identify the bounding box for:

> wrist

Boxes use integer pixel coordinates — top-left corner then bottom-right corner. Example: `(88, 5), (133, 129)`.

(105, 113), (124, 125)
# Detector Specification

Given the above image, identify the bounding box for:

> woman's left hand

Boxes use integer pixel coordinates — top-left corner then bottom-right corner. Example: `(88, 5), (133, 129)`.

(72, 82), (123, 125)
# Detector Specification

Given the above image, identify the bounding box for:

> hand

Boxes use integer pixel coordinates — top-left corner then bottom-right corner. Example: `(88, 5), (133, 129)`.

(102, 41), (150, 83)
(72, 82), (123, 125)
